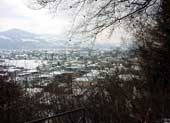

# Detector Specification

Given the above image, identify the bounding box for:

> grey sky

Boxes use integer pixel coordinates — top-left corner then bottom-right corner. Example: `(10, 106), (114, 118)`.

(0, 0), (72, 34)
(0, 0), (128, 44)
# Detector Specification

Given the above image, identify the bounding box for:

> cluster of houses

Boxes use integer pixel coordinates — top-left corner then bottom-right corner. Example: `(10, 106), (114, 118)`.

(0, 48), (141, 97)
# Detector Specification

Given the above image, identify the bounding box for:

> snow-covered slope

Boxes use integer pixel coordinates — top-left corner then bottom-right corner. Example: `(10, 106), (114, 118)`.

(0, 29), (66, 49)
(0, 28), (115, 49)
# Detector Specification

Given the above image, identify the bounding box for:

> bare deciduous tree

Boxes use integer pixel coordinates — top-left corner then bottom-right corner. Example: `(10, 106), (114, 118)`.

(26, 0), (160, 38)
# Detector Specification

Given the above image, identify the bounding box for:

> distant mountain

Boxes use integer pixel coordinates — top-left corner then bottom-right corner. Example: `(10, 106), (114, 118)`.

(0, 29), (66, 49)
(0, 28), (116, 49)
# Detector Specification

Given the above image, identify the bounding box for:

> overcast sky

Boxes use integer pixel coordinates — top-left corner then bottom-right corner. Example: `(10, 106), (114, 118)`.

(0, 0), (72, 35)
(0, 0), (129, 44)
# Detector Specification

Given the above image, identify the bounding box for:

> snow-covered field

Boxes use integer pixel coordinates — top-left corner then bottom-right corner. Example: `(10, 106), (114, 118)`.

(3, 59), (47, 69)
